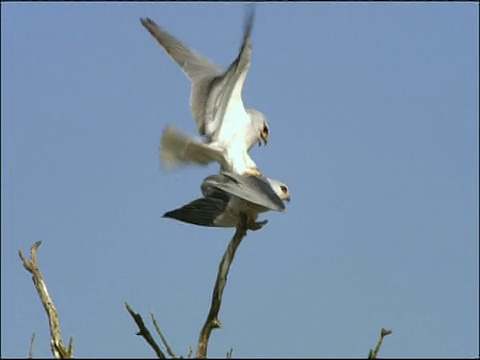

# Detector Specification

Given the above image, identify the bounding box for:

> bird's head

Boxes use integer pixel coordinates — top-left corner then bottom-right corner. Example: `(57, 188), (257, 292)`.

(246, 109), (269, 149)
(267, 179), (291, 203)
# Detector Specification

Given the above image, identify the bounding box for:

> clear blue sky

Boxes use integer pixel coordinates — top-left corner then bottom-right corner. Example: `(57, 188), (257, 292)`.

(2, 2), (478, 358)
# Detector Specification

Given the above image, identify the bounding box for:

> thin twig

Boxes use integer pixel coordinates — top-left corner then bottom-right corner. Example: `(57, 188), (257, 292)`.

(196, 214), (249, 358)
(125, 301), (166, 359)
(368, 327), (392, 359)
(151, 312), (176, 358)
(28, 333), (35, 358)
(19, 241), (73, 359)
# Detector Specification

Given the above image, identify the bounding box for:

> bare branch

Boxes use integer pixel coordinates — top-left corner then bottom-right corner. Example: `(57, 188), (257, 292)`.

(125, 301), (166, 358)
(18, 241), (73, 359)
(368, 327), (392, 359)
(196, 214), (249, 358)
(28, 333), (35, 358)
(151, 312), (176, 358)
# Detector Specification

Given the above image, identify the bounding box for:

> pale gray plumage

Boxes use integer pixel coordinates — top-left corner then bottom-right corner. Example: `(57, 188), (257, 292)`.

(163, 172), (290, 229)
(140, 5), (269, 175)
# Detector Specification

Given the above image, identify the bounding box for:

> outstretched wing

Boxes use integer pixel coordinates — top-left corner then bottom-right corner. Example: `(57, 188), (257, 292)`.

(205, 4), (256, 141)
(140, 17), (222, 83)
(203, 171), (285, 212)
(140, 17), (223, 137)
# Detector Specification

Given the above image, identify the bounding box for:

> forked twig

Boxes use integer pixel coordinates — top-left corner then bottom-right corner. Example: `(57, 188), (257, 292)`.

(19, 241), (73, 359)
(125, 302), (166, 358)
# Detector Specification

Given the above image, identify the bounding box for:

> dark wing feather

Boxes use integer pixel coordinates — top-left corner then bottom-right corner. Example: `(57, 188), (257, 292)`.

(162, 192), (229, 227)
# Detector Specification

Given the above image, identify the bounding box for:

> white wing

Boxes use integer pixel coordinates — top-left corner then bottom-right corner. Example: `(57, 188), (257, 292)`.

(204, 4), (255, 142)
(140, 17), (223, 138)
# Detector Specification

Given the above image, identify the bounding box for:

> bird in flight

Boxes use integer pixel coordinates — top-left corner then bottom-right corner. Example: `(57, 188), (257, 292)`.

(140, 4), (269, 175)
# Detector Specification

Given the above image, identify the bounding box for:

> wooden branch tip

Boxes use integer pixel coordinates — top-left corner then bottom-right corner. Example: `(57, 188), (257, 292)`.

(368, 327), (393, 359)
(67, 337), (74, 356)
(381, 328), (392, 337)
(31, 240), (42, 263)
(28, 333), (36, 358)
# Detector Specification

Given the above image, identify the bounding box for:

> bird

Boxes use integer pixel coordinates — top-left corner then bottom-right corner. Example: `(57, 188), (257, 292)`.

(163, 172), (290, 230)
(140, 5), (269, 175)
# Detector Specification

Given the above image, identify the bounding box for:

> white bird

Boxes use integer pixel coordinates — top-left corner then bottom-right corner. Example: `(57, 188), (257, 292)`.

(163, 172), (290, 230)
(140, 5), (268, 175)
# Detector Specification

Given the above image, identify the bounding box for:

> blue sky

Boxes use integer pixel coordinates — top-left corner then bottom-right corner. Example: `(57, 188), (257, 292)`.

(2, 2), (478, 358)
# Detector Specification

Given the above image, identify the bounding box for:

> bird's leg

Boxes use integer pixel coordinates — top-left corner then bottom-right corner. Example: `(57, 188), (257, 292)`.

(238, 212), (249, 230)
(243, 151), (262, 176)
(244, 167), (262, 176)
(240, 212), (268, 231)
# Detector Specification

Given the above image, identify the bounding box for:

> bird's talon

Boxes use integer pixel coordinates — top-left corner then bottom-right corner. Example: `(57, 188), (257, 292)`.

(248, 219), (268, 231)
(245, 167), (262, 176)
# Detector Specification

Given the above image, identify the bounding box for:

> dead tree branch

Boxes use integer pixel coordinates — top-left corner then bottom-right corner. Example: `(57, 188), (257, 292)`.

(18, 241), (74, 359)
(368, 327), (392, 359)
(28, 333), (35, 358)
(125, 301), (166, 358)
(151, 312), (176, 358)
(196, 214), (249, 358)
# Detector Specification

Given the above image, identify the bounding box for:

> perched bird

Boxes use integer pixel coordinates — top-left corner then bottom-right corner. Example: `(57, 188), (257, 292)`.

(140, 5), (269, 175)
(163, 172), (290, 230)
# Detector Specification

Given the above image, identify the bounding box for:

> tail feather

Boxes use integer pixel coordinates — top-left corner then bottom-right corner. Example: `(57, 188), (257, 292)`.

(160, 126), (225, 169)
